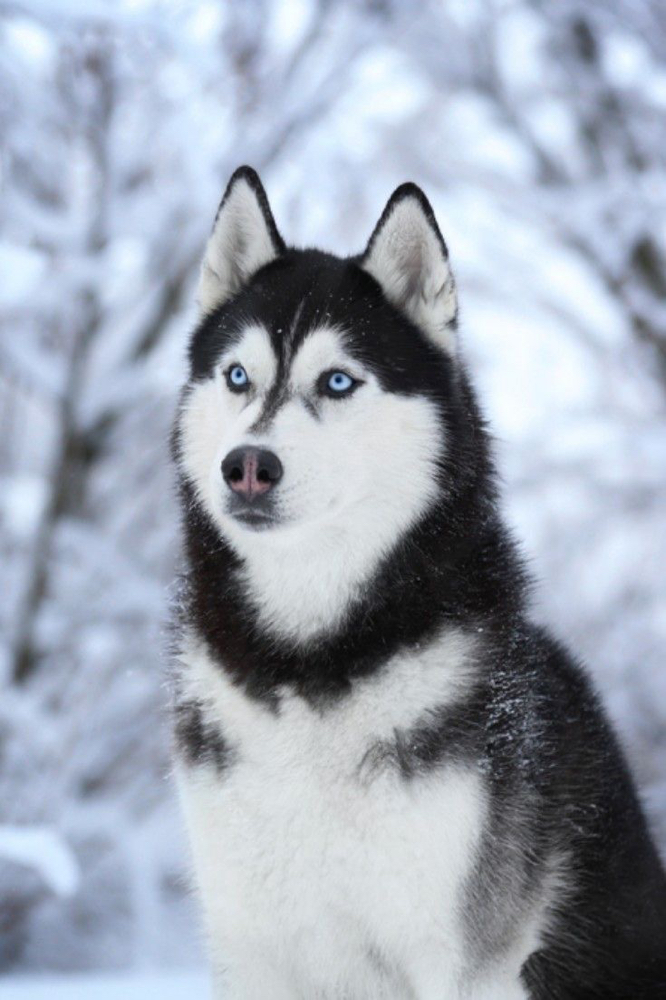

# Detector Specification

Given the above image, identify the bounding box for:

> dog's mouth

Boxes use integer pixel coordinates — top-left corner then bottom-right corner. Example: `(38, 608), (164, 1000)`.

(229, 507), (280, 531)
(224, 487), (288, 531)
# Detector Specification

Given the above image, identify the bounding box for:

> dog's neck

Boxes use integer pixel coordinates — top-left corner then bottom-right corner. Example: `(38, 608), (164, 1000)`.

(179, 479), (525, 704)
(227, 484), (445, 647)
(237, 529), (389, 647)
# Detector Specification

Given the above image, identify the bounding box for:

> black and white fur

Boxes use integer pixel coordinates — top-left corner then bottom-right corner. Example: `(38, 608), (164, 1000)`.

(171, 166), (666, 999)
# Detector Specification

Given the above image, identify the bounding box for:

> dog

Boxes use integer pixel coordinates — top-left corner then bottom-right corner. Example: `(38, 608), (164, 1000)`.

(170, 166), (666, 998)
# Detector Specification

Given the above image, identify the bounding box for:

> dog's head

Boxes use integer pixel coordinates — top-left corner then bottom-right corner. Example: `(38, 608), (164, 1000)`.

(174, 168), (483, 639)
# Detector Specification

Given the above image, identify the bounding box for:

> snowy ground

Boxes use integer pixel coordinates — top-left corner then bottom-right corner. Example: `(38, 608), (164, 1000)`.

(0, 973), (210, 999)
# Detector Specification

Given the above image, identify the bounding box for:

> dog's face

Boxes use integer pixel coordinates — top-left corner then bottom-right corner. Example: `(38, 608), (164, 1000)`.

(175, 168), (461, 622)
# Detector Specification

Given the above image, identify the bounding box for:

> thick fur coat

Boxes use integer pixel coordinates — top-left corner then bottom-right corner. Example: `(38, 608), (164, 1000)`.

(171, 167), (666, 999)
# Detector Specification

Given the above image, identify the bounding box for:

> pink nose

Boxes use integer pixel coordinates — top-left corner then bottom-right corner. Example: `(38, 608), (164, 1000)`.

(221, 447), (283, 499)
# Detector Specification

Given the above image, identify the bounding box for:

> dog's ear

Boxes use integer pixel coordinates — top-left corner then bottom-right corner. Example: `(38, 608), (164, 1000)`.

(361, 184), (457, 350)
(198, 166), (285, 316)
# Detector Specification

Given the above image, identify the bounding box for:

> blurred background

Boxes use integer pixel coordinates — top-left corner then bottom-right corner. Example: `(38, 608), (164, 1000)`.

(1, 0), (665, 986)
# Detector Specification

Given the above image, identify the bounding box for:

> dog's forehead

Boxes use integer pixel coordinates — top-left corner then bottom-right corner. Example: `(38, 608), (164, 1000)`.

(232, 323), (278, 378)
(228, 310), (357, 381)
(289, 326), (354, 384)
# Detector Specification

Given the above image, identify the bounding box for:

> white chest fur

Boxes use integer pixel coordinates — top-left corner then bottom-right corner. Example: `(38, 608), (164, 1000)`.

(175, 633), (525, 1000)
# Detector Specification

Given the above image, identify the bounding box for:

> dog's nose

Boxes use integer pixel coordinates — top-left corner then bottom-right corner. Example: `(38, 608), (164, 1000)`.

(221, 447), (283, 499)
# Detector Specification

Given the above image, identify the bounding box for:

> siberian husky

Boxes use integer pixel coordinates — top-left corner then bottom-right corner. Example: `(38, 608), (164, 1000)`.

(171, 166), (666, 998)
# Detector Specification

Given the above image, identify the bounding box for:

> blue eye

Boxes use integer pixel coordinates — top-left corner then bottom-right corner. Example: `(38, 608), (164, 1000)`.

(326, 371), (355, 395)
(227, 365), (249, 391)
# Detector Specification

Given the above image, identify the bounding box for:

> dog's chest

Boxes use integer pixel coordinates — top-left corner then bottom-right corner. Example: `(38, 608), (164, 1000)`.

(177, 637), (485, 995)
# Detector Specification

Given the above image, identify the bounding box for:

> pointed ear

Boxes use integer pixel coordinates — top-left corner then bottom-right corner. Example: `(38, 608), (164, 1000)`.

(361, 184), (458, 350)
(198, 166), (285, 316)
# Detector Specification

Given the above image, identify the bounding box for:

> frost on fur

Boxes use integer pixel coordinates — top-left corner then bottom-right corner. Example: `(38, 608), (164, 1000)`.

(362, 184), (458, 352)
(198, 166), (285, 316)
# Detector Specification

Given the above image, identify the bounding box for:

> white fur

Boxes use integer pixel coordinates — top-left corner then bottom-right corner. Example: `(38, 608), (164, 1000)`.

(176, 629), (533, 999)
(362, 194), (458, 353)
(198, 176), (280, 316)
(178, 324), (443, 644)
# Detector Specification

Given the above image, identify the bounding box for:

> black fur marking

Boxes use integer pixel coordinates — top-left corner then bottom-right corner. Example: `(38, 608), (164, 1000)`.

(360, 687), (486, 781)
(249, 362), (291, 434)
(301, 395), (320, 420)
(174, 698), (234, 773)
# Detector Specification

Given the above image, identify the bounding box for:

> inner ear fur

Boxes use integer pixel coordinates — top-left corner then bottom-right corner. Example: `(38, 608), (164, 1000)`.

(198, 166), (285, 317)
(361, 183), (458, 351)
